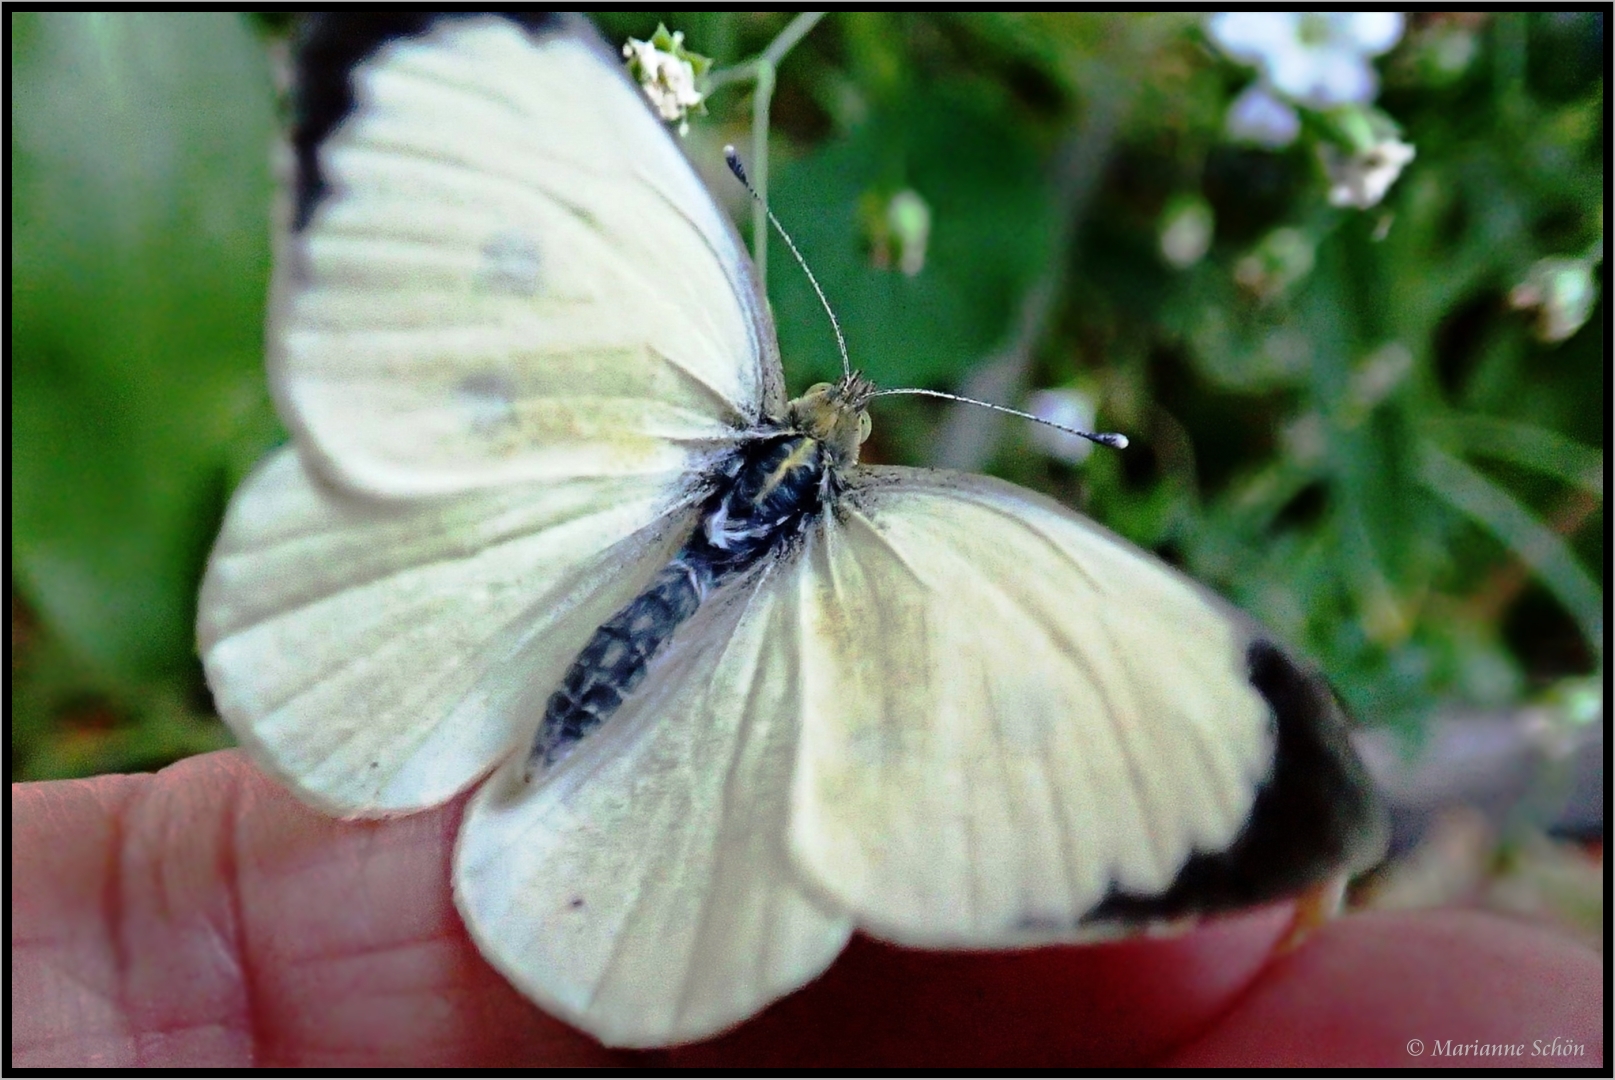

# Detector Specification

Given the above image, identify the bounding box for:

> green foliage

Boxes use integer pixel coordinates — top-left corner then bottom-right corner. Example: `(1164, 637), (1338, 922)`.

(11, 12), (1604, 780)
(768, 83), (1056, 386)
(12, 12), (280, 776)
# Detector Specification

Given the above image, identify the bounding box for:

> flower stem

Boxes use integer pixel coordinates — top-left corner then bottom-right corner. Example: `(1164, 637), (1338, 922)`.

(702, 12), (826, 284)
(751, 59), (774, 288)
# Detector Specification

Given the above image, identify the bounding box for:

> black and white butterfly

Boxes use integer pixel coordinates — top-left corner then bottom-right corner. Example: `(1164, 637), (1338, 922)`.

(197, 12), (1385, 1048)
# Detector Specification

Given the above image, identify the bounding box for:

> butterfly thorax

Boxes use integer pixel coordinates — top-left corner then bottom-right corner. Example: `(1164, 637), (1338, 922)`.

(527, 386), (867, 776)
(784, 372), (876, 468)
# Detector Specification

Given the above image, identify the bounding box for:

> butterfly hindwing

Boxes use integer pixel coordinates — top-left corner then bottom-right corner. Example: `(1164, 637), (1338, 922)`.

(785, 467), (1385, 944)
(199, 447), (702, 813)
(454, 569), (852, 1048)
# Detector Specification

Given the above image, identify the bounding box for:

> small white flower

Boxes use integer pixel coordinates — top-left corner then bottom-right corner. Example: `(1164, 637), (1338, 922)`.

(1234, 227), (1316, 300)
(1509, 257), (1601, 343)
(1225, 83), (1302, 148)
(1319, 136), (1416, 209)
(623, 26), (708, 135)
(886, 190), (932, 277)
(1027, 388), (1098, 465)
(1209, 12), (1404, 109)
(1159, 196), (1215, 269)
(862, 189), (933, 275)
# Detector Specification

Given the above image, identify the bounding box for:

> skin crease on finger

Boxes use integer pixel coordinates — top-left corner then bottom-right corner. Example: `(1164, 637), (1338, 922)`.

(10, 750), (1604, 1068)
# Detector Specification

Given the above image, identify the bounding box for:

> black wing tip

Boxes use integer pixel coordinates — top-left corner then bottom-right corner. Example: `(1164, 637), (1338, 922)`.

(1085, 638), (1387, 926)
(289, 12), (575, 231)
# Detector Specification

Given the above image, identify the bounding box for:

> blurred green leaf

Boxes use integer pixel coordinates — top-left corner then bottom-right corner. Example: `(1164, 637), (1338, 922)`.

(1431, 415), (1603, 494)
(1420, 443), (1603, 655)
(12, 12), (277, 685)
(768, 83), (1055, 387)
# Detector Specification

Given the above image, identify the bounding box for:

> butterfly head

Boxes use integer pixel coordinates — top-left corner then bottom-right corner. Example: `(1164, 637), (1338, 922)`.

(784, 372), (876, 466)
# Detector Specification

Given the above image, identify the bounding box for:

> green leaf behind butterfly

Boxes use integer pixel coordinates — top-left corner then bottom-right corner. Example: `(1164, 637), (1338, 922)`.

(12, 12), (279, 686)
(767, 84), (1057, 389)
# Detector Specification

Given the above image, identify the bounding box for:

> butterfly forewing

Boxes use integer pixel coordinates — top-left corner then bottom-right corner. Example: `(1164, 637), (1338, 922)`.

(203, 13), (783, 816)
(273, 14), (779, 499)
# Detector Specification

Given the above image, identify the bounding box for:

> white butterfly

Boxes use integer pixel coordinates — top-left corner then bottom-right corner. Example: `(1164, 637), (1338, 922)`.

(198, 13), (1386, 1048)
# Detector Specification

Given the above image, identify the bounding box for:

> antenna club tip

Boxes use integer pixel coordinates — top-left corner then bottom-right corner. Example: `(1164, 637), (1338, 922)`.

(1097, 432), (1129, 449)
(723, 146), (748, 183)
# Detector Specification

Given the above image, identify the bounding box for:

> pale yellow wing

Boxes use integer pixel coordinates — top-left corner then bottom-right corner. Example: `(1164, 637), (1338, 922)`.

(198, 446), (701, 814)
(454, 567), (853, 1048)
(274, 14), (781, 498)
(786, 467), (1383, 946)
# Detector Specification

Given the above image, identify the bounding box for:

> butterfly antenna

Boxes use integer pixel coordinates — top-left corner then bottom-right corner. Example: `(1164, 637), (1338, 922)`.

(725, 146), (852, 381)
(869, 387), (1130, 449)
(724, 147), (1124, 451)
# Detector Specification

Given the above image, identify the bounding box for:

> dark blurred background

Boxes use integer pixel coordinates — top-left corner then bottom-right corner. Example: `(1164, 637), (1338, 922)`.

(11, 12), (1605, 935)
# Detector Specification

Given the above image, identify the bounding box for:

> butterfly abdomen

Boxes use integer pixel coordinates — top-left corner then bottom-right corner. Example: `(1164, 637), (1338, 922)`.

(527, 558), (711, 774)
(528, 432), (829, 775)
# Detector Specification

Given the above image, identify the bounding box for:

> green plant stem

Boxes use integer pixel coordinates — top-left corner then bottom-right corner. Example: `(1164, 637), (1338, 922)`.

(751, 59), (774, 289)
(1419, 443), (1604, 657)
(704, 12), (826, 284)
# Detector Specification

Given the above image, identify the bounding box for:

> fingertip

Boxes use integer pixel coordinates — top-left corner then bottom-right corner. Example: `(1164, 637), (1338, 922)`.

(1166, 909), (1603, 1067)
(659, 904), (1295, 1067)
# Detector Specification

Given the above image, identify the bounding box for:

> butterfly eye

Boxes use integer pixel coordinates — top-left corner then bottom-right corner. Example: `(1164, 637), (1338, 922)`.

(858, 411), (872, 443)
(806, 381), (834, 396)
